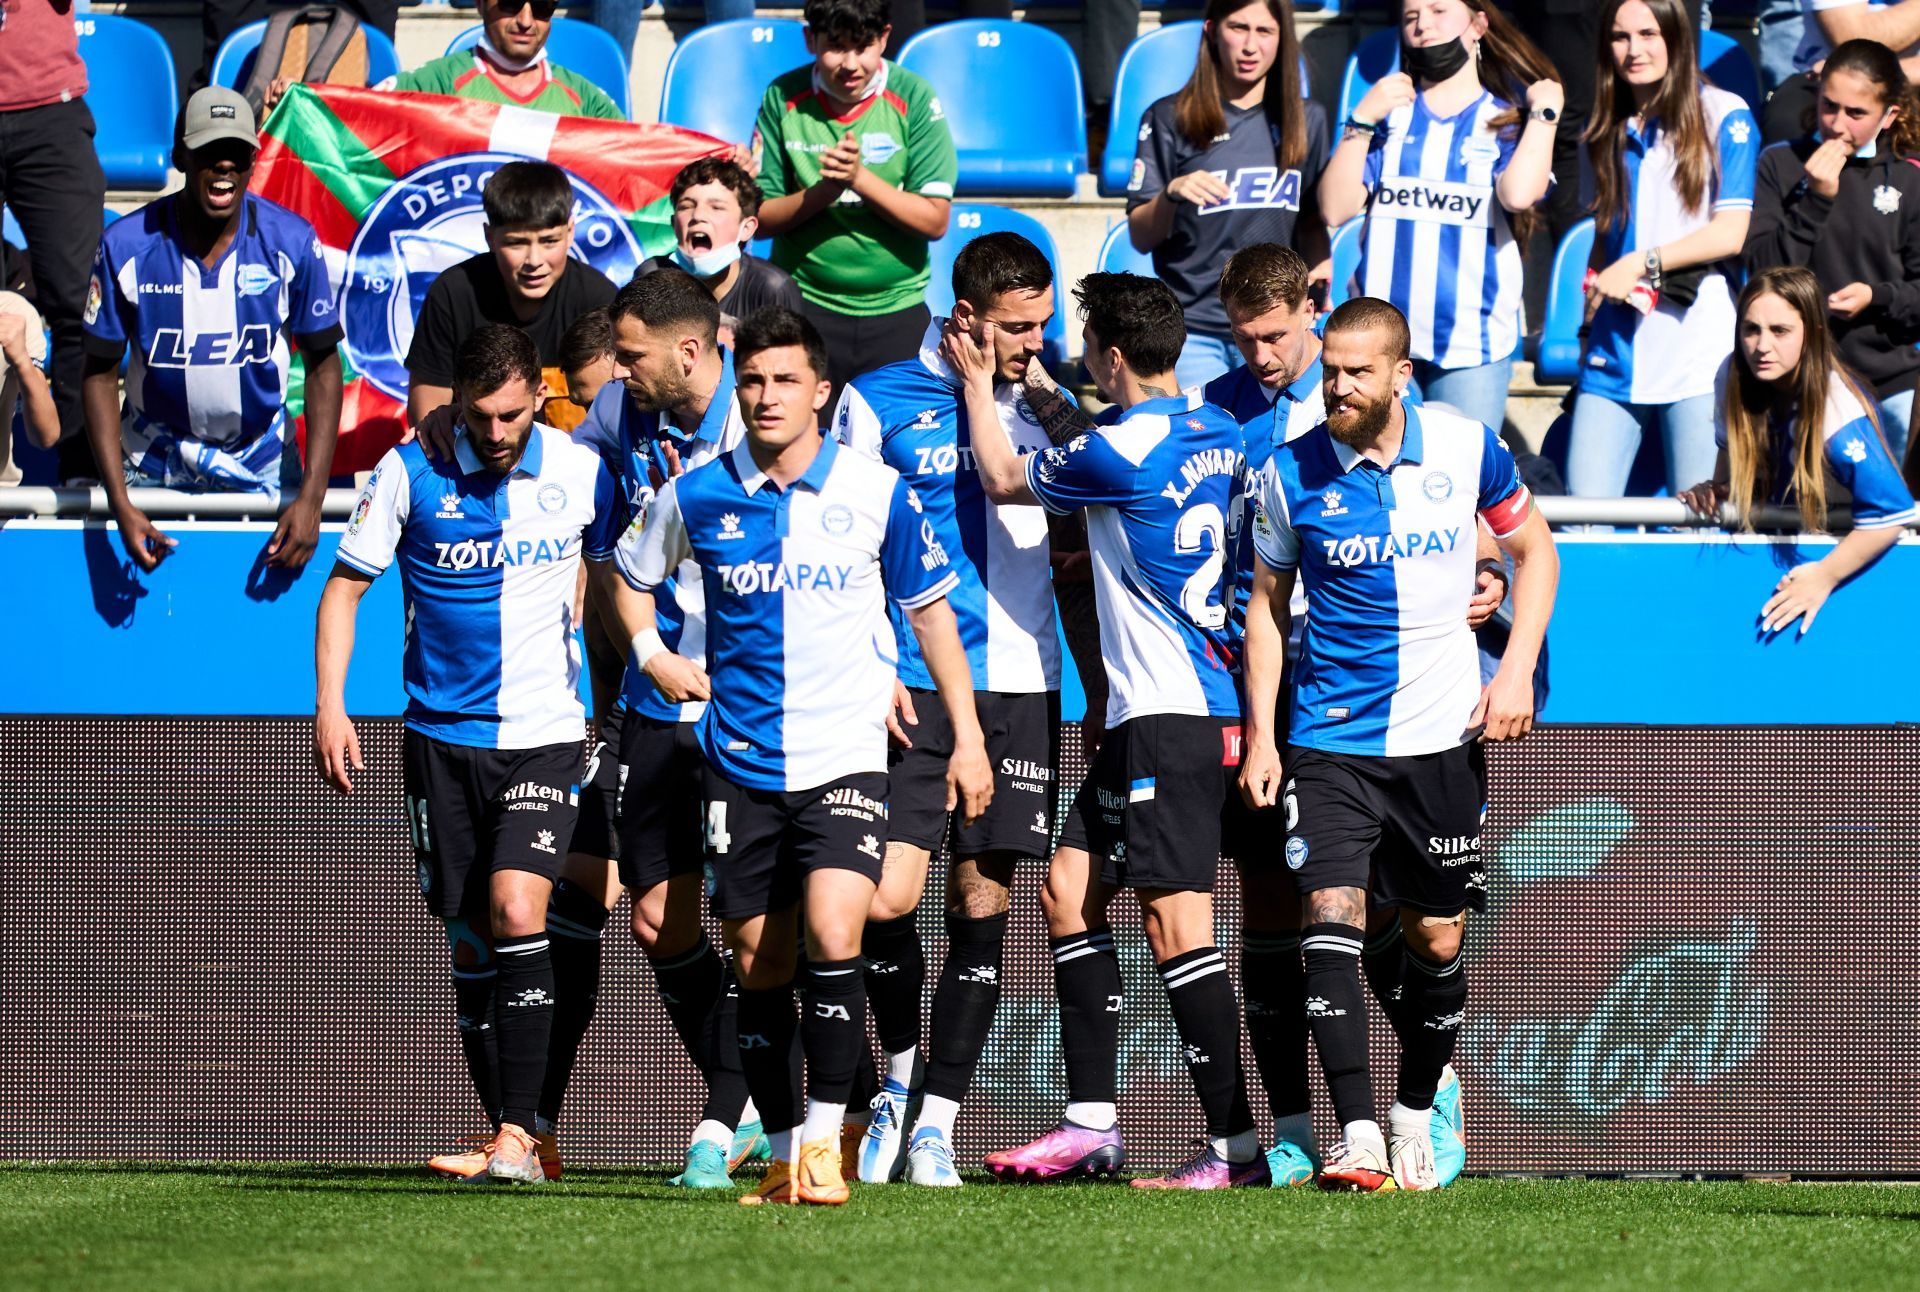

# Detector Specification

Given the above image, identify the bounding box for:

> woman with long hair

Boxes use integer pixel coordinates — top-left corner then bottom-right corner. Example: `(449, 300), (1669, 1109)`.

(1317, 0), (1561, 431)
(1680, 267), (1914, 635)
(1127, 0), (1329, 389)
(1744, 38), (1920, 464)
(1568, 0), (1758, 497)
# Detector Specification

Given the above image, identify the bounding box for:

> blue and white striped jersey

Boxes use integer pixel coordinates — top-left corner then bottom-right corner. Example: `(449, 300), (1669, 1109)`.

(833, 322), (1060, 694)
(1358, 91), (1530, 370)
(1582, 86), (1759, 405)
(1025, 392), (1244, 726)
(1254, 402), (1532, 756)
(574, 354), (747, 724)
(1713, 363), (1917, 529)
(82, 195), (341, 493)
(337, 425), (624, 750)
(1210, 356), (1324, 644)
(615, 435), (958, 792)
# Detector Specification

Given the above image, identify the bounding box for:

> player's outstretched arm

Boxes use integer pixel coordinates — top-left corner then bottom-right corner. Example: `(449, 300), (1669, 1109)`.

(1240, 559), (1295, 809)
(942, 318), (1037, 504)
(1475, 508), (1558, 742)
(314, 565), (374, 794)
(905, 596), (993, 826)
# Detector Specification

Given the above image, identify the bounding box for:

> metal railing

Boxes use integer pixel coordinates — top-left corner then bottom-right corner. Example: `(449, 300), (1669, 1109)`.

(0, 485), (1886, 534)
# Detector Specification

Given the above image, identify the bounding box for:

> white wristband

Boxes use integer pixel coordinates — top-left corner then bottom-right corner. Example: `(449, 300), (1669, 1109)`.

(631, 628), (668, 670)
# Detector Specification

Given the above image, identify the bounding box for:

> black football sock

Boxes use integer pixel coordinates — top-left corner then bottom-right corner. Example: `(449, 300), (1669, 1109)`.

(648, 933), (728, 1084)
(493, 931), (555, 1131)
(862, 913), (926, 1078)
(700, 959), (752, 1129)
(1241, 930), (1312, 1120)
(801, 956), (869, 1107)
(1157, 946), (1255, 1144)
(537, 879), (608, 1127)
(734, 982), (801, 1141)
(1301, 922), (1374, 1130)
(451, 959), (500, 1131)
(922, 911), (1008, 1104)
(1362, 922), (1417, 1039)
(1394, 946), (1468, 1111)
(1051, 928), (1121, 1106)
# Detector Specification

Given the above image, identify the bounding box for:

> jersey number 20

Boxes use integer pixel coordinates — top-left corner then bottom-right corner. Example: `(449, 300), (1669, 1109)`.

(1175, 503), (1228, 629)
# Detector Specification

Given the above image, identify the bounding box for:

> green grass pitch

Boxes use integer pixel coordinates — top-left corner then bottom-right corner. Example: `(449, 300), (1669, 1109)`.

(5, 1164), (1917, 1291)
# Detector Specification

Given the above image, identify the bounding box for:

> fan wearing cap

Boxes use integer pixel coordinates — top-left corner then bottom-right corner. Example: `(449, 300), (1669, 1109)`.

(81, 87), (344, 573)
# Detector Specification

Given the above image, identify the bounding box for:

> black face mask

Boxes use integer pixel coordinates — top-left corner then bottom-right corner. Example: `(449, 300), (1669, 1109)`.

(1402, 35), (1473, 83)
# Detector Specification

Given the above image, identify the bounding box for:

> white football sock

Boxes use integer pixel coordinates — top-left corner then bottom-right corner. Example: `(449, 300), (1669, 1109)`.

(1388, 1102), (1434, 1143)
(1065, 1101), (1117, 1131)
(914, 1093), (961, 1138)
(691, 1119), (731, 1151)
(739, 1097), (760, 1126)
(885, 1045), (920, 1089)
(802, 1098), (846, 1146)
(1214, 1130), (1260, 1164)
(1343, 1119), (1387, 1156)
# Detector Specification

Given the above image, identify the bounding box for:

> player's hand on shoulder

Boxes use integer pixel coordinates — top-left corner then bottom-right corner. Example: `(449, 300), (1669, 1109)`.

(945, 733), (994, 827)
(645, 651), (712, 704)
(403, 403), (459, 461)
(313, 706), (364, 795)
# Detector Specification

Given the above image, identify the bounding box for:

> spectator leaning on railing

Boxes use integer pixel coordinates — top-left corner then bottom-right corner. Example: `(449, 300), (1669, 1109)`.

(752, 0), (957, 412)
(1317, 0), (1561, 435)
(81, 88), (344, 574)
(1744, 39), (1920, 464)
(635, 158), (805, 351)
(1568, 0), (1757, 499)
(1680, 266), (1915, 635)
(1125, 0), (1330, 391)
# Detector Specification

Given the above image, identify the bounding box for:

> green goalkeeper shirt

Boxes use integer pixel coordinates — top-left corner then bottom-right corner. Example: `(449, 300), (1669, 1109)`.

(754, 61), (958, 317)
(390, 50), (624, 121)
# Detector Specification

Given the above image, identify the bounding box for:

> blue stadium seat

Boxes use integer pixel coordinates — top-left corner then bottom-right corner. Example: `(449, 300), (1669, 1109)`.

(1532, 217), (1595, 385)
(1345, 27), (1761, 124)
(1699, 29), (1761, 110)
(1101, 23), (1203, 197)
(659, 18), (807, 144)
(928, 204), (1070, 366)
(1097, 220), (1153, 276)
(446, 19), (631, 118)
(898, 21), (1085, 198)
(75, 15), (179, 190)
(210, 18), (402, 94)
(1328, 216), (1364, 308)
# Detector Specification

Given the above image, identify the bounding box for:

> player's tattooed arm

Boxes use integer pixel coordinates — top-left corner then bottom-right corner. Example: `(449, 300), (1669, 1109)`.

(1306, 886), (1368, 930)
(1018, 359), (1098, 446)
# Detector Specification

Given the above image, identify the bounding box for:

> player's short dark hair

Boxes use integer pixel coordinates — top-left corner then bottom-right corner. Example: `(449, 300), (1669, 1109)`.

(952, 232), (1054, 314)
(454, 323), (541, 399)
(1323, 296), (1412, 363)
(1073, 272), (1185, 378)
(558, 308), (614, 376)
(482, 161), (574, 231)
(1219, 244), (1311, 320)
(805, 0), (891, 48)
(733, 306), (828, 381)
(670, 157), (765, 221)
(609, 267), (721, 347)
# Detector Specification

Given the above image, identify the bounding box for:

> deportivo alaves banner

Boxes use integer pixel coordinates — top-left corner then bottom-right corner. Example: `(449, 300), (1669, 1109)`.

(251, 84), (729, 474)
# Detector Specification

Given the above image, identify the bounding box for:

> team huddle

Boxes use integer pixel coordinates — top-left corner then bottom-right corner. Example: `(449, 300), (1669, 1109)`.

(311, 233), (1559, 1204)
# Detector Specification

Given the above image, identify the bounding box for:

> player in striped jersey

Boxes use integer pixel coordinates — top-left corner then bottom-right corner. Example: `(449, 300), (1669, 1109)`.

(82, 87), (343, 574)
(315, 324), (625, 1184)
(1318, 0), (1561, 434)
(830, 232), (1062, 1186)
(957, 273), (1266, 1190)
(1241, 298), (1559, 1192)
(611, 307), (992, 1207)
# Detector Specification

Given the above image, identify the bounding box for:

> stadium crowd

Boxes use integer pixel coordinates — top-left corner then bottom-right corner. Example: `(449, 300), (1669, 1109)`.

(4, 0), (1916, 1203)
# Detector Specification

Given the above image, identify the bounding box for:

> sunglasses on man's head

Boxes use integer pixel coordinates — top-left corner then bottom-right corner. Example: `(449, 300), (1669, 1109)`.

(494, 0), (560, 20)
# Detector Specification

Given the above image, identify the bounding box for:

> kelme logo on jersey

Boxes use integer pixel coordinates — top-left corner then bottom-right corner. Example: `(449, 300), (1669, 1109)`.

(1320, 527), (1462, 568)
(717, 561), (855, 595)
(341, 153), (642, 401)
(433, 535), (580, 570)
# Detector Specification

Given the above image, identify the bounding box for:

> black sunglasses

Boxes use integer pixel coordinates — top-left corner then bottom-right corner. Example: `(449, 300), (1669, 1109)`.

(495, 0), (560, 19)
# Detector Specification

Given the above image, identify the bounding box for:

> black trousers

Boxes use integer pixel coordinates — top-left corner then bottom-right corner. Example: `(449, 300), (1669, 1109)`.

(0, 97), (105, 454)
(803, 299), (932, 422)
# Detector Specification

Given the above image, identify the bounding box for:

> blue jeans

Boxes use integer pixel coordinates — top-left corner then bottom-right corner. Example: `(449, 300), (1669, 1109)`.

(1408, 355), (1514, 432)
(1755, 0), (1805, 97)
(1566, 391), (1720, 497)
(1877, 388), (1913, 466)
(1175, 330), (1241, 391)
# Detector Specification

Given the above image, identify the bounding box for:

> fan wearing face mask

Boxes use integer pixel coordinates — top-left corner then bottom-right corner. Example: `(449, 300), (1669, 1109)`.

(1745, 38), (1920, 463)
(636, 159), (804, 352)
(1318, 0), (1562, 436)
